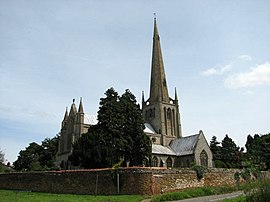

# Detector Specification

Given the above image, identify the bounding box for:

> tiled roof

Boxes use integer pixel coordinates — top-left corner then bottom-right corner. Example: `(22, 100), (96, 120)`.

(170, 134), (199, 156)
(144, 123), (156, 134)
(84, 114), (98, 125)
(152, 144), (176, 156)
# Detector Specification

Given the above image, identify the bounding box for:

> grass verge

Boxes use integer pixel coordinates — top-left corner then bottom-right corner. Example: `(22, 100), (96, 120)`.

(151, 179), (270, 202)
(0, 190), (147, 202)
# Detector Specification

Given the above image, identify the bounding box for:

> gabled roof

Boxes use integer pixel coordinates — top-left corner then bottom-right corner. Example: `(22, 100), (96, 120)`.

(170, 134), (199, 156)
(84, 114), (98, 125)
(144, 123), (156, 134)
(152, 144), (176, 156)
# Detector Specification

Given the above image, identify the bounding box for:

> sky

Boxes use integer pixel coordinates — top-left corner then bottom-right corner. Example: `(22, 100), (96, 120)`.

(0, 0), (269, 163)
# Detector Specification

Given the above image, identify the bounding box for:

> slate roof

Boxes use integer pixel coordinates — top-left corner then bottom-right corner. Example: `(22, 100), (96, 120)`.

(83, 116), (158, 134)
(152, 144), (177, 156)
(144, 123), (156, 134)
(84, 114), (98, 125)
(170, 134), (199, 156)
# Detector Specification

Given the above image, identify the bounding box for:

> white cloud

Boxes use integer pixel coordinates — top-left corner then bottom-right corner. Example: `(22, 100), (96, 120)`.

(224, 62), (270, 88)
(238, 55), (252, 61)
(201, 64), (232, 76)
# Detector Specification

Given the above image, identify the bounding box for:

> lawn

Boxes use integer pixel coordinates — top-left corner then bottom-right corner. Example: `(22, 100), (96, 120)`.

(0, 190), (147, 202)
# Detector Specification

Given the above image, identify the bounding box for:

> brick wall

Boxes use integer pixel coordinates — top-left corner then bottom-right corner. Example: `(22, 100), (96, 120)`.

(0, 168), (254, 195)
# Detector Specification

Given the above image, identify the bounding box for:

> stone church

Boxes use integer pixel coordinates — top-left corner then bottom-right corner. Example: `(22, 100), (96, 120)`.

(56, 18), (213, 168)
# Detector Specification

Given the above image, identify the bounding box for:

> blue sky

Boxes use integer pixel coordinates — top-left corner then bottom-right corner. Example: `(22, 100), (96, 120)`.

(0, 0), (269, 163)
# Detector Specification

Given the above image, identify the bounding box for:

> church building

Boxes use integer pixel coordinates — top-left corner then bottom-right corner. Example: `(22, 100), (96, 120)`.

(56, 18), (213, 168)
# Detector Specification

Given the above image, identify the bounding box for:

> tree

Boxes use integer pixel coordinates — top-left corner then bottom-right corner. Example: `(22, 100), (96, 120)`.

(221, 134), (241, 168)
(13, 135), (59, 171)
(13, 142), (43, 171)
(0, 147), (4, 165)
(39, 136), (59, 169)
(69, 88), (151, 168)
(210, 136), (224, 168)
(210, 136), (221, 160)
(245, 133), (270, 170)
(120, 89), (151, 166)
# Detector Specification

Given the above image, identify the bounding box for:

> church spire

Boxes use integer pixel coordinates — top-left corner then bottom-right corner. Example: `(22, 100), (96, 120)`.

(63, 107), (68, 121)
(174, 87), (178, 105)
(69, 98), (77, 117)
(142, 91), (145, 108)
(78, 97), (84, 113)
(149, 17), (169, 104)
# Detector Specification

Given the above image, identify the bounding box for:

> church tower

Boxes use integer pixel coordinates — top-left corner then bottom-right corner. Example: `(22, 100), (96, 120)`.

(142, 17), (182, 146)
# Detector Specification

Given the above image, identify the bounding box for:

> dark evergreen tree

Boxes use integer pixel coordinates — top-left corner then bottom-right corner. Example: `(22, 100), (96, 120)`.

(120, 89), (151, 166)
(69, 88), (151, 168)
(221, 134), (241, 168)
(210, 136), (221, 161)
(245, 133), (270, 170)
(210, 136), (225, 168)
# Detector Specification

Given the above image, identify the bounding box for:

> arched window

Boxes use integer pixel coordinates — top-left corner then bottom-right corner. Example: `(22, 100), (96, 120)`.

(166, 157), (173, 168)
(160, 160), (164, 167)
(200, 150), (208, 167)
(149, 109), (153, 118)
(167, 108), (172, 120)
(145, 110), (148, 120)
(152, 156), (158, 167)
(186, 159), (190, 167)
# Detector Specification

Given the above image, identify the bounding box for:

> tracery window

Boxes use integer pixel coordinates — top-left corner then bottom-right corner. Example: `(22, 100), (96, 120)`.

(167, 108), (172, 120)
(166, 157), (173, 168)
(200, 150), (208, 167)
(152, 156), (158, 167)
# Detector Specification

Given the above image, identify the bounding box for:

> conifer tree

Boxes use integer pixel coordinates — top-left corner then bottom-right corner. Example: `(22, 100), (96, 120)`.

(120, 89), (151, 166)
(69, 88), (151, 168)
(221, 134), (241, 168)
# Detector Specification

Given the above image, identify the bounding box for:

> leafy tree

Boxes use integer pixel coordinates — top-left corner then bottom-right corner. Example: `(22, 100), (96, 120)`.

(13, 135), (59, 171)
(69, 88), (151, 168)
(30, 154), (42, 171)
(39, 136), (59, 169)
(0, 147), (4, 165)
(13, 142), (43, 171)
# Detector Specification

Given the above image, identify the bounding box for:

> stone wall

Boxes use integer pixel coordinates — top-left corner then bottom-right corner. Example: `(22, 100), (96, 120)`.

(0, 168), (250, 195)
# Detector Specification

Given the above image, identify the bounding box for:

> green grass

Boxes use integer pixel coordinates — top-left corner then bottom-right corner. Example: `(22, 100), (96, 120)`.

(151, 179), (270, 202)
(0, 190), (147, 202)
(150, 181), (262, 202)
(221, 195), (246, 202)
(151, 186), (238, 202)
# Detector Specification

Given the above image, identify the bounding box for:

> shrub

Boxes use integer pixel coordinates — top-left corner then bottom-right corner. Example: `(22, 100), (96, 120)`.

(246, 180), (270, 202)
(192, 165), (206, 181)
(241, 168), (251, 181)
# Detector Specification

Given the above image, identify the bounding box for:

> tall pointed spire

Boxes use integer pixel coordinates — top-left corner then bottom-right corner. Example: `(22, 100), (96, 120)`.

(78, 97), (84, 113)
(69, 98), (77, 116)
(63, 107), (69, 121)
(61, 107), (69, 128)
(174, 87), (178, 104)
(142, 91), (145, 108)
(149, 17), (169, 104)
